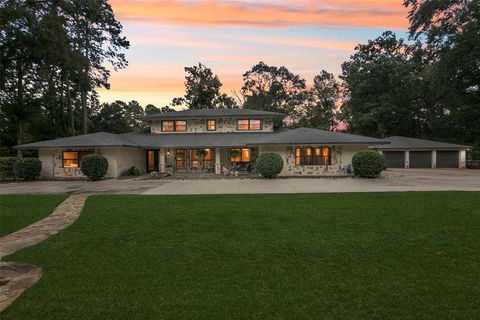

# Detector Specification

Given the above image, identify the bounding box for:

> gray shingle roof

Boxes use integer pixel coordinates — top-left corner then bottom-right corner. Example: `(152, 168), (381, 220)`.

(372, 136), (469, 150)
(252, 128), (386, 145)
(142, 108), (284, 120)
(15, 132), (138, 149)
(15, 128), (385, 149)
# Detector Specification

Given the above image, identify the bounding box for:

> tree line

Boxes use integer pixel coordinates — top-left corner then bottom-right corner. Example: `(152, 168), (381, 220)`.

(1, 0), (479, 157)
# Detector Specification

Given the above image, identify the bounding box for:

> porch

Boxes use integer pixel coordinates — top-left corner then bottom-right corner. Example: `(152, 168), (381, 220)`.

(145, 147), (256, 174)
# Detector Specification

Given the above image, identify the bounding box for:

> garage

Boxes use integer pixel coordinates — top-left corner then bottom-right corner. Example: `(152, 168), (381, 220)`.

(437, 151), (459, 168)
(384, 151), (405, 168)
(409, 151), (432, 168)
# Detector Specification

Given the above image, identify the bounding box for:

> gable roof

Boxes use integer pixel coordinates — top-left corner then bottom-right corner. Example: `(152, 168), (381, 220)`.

(253, 128), (386, 145)
(15, 132), (138, 149)
(142, 108), (284, 120)
(372, 136), (469, 150)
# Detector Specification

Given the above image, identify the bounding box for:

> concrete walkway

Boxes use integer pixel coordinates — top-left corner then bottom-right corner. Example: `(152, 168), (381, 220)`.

(0, 195), (87, 311)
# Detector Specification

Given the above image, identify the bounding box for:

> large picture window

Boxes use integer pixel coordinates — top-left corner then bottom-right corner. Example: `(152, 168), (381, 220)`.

(230, 148), (251, 163)
(162, 120), (187, 132)
(294, 147), (331, 166)
(62, 150), (94, 168)
(236, 119), (262, 131)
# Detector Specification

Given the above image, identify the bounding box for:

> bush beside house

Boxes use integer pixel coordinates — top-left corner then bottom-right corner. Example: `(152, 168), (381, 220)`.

(14, 158), (42, 180)
(256, 152), (283, 178)
(80, 154), (109, 181)
(0, 157), (18, 180)
(352, 150), (384, 178)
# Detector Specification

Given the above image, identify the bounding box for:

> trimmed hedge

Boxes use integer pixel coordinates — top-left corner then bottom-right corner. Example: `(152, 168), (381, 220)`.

(125, 166), (140, 176)
(14, 157), (42, 180)
(80, 154), (108, 181)
(0, 157), (18, 180)
(255, 152), (283, 178)
(352, 150), (384, 178)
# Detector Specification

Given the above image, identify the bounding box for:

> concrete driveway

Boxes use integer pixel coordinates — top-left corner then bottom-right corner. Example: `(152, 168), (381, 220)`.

(0, 169), (479, 195)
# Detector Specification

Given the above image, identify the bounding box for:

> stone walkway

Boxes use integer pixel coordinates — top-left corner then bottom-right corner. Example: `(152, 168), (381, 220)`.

(0, 195), (86, 311)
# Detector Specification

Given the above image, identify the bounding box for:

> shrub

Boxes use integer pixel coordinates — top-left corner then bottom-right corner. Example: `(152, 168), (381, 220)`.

(255, 152), (283, 178)
(126, 166), (140, 176)
(14, 157), (42, 180)
(352, 150), (384, 178)
(80, 154), (108, 181)
(0, 157), (18, 180)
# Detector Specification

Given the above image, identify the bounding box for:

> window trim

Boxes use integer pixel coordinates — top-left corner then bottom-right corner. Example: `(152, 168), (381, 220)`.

(236, 119), (263, 131)
(161, 120), (187, 132)
(206, 119), (216, 131)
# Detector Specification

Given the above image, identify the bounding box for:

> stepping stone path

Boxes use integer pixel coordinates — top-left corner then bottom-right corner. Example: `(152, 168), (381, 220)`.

(0, 195), (87, 311)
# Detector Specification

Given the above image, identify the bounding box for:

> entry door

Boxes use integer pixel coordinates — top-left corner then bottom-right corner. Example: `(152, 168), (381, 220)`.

(146, 150), (159, 172)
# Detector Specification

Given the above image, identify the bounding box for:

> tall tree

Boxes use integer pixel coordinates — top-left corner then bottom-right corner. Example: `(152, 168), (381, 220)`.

(241, 61), (306, 125)
(339, 32), (425, 137)
(183, 63), (222, 109)
(298, 70), (339, 130)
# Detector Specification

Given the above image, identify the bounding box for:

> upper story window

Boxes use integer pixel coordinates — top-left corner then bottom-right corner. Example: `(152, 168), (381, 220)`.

(207, 119), (216, 131)
(237, 119), (262, 131)
(162, 120), (187, 132)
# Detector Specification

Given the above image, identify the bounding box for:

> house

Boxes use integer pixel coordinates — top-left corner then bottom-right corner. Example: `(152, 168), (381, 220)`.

(15, 108), (387, 179)
(372, 136), (469, 169)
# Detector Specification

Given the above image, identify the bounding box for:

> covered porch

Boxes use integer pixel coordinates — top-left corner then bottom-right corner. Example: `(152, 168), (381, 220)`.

(145, 147), (256, 174)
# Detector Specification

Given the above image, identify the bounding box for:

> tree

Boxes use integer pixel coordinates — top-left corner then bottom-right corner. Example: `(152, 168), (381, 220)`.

(339, 31), (425, 138)
(298, 70), (338, 130)
(90, 100), (146, 133)
(183, 63), (222, 109)
(241, 62), (306, 125)
(145, 104), (160, 115)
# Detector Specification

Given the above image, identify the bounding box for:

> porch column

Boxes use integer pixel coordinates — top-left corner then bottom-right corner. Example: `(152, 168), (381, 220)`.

(215, 147), (221, 174)
(159, 148), (166, 173)
(405, 150), (410, 168)
(431, 150), (437, 168)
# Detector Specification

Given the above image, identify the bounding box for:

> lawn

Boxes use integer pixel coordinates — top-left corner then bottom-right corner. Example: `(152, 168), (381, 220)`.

(0, 195), (67, 237)
(2, 192), (480, 319)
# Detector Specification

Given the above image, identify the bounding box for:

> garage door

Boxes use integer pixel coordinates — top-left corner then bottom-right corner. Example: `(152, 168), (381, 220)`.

(410, 151), (432, 168)
(384, 151), (405, 168)
(437, 151), (459, 168)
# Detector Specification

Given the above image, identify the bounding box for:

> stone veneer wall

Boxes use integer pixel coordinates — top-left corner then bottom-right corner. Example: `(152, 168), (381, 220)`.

(150, 118), (274, 133)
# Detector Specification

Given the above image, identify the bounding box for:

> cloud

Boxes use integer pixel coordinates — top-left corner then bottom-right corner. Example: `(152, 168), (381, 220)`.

(109, 0), (408, 29)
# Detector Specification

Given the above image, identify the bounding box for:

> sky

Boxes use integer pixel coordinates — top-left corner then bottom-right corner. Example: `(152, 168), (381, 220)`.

(99, 0), (410, 108)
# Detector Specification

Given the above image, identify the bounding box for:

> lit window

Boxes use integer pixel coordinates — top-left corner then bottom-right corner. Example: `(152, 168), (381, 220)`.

(207, 119), (216, 131)
(175, 120), (187, 131)
(249, 119), (261, 130)
(294, 147), (331, 166)
(237, 120), (249, 131)
(162, 121), (174, 132)
(62, 150), (94, 168)
(230, 148), (251, 162)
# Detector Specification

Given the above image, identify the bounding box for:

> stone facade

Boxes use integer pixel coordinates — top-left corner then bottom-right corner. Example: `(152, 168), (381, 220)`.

(150, 118), (274, 134)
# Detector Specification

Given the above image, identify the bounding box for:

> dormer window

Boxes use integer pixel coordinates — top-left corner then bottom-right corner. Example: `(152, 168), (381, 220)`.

(207, 119), (216, 131)
(237, 119), (262, 131)
(162, 120), (187, 132)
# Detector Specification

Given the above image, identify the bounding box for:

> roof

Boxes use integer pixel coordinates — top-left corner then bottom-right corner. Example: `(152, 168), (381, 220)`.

(15, 128), (385, 149)
(252, 128), (386, 145)
(142, 108), (284, 120)
(15, 132), (138, 149)
(371, 136), (469, 150)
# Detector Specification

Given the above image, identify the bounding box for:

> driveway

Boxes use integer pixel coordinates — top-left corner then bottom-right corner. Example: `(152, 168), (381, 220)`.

(0, 169), (479, 195)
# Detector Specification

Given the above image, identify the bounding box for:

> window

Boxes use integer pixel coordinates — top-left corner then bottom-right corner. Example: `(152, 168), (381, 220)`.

(62, 150), (94, 168)
(237, 119), (262, 131)
(294, 147), (331, 166)
(207, 119), (216, 131)
(162, 120), (187, 132)
(230, 148), (251, 162)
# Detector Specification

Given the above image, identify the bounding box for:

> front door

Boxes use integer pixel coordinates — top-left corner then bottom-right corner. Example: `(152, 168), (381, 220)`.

(146, 150), (159, 172)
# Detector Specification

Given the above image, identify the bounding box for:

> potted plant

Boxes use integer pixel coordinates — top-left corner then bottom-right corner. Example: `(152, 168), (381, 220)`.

(196, 149), (208, 170)
(229, 149), (241, 171)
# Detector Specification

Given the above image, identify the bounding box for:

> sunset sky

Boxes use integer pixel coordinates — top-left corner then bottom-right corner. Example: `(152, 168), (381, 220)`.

(100, 0), (410, 107)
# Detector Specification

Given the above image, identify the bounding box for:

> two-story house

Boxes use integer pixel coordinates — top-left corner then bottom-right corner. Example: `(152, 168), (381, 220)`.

(15, 108), (388, 178)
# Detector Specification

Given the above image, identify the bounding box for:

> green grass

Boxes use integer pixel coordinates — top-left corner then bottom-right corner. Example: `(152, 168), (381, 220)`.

(0, 195), (67, 237)
(3, 192), (480, 319)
